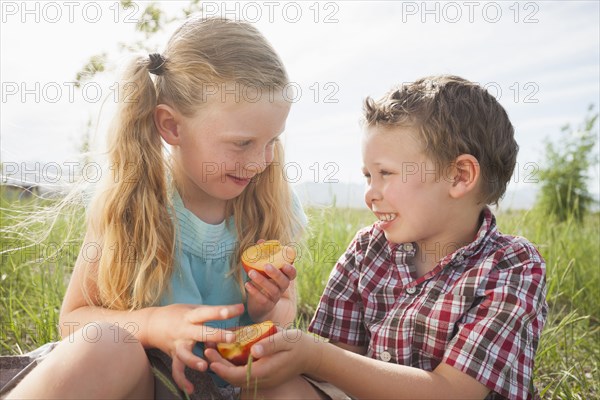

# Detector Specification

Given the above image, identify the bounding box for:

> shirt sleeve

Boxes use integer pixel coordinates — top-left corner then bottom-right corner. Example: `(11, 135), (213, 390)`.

(308, 229), (369, 347)
(442, 241), (548, 400)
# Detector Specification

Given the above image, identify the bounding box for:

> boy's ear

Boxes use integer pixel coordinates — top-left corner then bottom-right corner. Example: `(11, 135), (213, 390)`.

(448, 154), (481, 199)
(154, 104), (181, 145)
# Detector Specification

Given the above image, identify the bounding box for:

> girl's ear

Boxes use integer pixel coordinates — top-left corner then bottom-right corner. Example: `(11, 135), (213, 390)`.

(448, 154), (481, 199)
(154, 104), (181, 145)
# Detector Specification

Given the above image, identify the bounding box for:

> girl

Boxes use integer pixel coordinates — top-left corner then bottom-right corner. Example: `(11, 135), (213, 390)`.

(6, 17), (306, 400)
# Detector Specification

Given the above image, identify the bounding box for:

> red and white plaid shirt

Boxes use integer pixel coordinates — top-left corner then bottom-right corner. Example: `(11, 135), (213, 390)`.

(309, 208), (547, 400)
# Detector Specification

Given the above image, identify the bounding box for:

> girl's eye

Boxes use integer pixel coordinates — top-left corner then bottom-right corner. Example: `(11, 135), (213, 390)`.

(362, 172), (371, 179)
(236, 140), (251, 147)
(380, 170), (392, 176)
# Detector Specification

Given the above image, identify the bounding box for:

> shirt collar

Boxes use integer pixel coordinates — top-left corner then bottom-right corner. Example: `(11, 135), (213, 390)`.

(171, 189), (237, 259)
(439, 206), (497, 267)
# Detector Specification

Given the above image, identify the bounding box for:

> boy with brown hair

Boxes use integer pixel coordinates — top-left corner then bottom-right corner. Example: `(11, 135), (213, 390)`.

(207, 75), (548, 400)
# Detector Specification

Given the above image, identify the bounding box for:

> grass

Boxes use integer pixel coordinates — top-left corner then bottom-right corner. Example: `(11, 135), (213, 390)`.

(1, 193), (598, 398)
(1, 193), (84, 354)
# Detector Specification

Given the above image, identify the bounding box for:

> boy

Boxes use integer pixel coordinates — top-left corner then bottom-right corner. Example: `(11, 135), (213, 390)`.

(207, 75), (548, 400)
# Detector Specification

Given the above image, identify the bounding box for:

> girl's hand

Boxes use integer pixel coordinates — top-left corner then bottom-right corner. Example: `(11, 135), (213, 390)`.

(205, 329), (319, 389)
(245, 238), (297, 322)
(147, 303), (244, 395)
(245, 262), (297, 322)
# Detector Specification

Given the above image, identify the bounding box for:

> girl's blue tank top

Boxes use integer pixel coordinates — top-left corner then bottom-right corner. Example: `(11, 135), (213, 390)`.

(158, 189), (306, 387)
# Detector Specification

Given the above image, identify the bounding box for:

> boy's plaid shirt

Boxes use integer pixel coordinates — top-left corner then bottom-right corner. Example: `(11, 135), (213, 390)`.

(309, 208), (548, 400)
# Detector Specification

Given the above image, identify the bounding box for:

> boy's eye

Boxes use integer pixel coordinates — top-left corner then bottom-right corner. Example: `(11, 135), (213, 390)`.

(380, 170), (391, 176)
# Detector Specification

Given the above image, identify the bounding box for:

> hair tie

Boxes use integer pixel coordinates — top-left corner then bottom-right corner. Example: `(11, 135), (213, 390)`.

(147, 53), (166, 75)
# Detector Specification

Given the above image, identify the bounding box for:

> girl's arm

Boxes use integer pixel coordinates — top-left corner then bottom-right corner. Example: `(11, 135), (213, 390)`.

(60, 229), (242, 395)
(207, 330), (490, 399)
(253, 279), (297, 326)
(60, 230), (241, 347)
(60, 230), (150, 343)
(245, 263), (297, 326)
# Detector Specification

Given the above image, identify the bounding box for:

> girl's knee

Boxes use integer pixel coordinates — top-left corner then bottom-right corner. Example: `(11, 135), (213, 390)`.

(7, 323), (153, 399)
(63, 322), (147, 369)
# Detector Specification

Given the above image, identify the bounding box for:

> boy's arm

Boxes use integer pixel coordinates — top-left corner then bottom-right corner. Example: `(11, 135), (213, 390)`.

(207, 330), (489, 399)
(301, 341), (367, 383)
(312, 339), (490, 399)
(332, 341), (367, 355)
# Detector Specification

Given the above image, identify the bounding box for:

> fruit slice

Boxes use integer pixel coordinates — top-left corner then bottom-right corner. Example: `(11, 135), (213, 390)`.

(216, 321), (277, 365)
(241, 240), (297, 278)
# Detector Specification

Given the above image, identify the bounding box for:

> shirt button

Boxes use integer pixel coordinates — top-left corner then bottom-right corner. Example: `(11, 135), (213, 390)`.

(380, 351), (392, 362)
(455, 254), (465, 262)
(403, 243), (414, 252)
(406, 287), (417, 295)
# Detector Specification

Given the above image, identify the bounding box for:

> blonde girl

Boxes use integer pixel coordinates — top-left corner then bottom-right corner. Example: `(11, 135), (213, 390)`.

(7, 16), (306, 400)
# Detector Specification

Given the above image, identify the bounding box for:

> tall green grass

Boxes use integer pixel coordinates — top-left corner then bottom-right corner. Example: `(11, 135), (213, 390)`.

(497, 208), (599, 399)
(294, 206), (375, 324)
(0, 193), (85, 353)
(1, 194), (598, 398)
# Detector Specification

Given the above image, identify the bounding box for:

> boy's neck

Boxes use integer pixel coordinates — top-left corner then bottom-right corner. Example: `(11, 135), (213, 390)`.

(413, 207), (484, 278)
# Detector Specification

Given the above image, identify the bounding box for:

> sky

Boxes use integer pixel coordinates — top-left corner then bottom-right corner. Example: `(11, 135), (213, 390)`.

(1, 1), (599, 208)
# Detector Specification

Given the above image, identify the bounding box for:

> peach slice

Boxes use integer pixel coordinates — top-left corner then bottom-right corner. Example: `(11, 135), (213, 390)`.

(216, 321), (277, 365)
(241, 240), (296, 278)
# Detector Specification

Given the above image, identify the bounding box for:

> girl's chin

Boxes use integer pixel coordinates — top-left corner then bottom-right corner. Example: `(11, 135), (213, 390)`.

(194, 186), (245, 203)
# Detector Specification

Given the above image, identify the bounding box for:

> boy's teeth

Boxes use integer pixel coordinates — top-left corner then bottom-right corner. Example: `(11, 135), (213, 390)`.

(378, 213), (396, 221)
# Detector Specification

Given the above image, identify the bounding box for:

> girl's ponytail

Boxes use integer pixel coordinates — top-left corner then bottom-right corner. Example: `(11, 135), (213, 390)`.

(86, 57), (174, 310)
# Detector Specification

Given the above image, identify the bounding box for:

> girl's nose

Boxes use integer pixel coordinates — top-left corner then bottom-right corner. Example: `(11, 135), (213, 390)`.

(264, 144), (275, 165)
(246, 146), (274, 175)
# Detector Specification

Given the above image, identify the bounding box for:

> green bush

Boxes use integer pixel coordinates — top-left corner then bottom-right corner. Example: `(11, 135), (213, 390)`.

(536, 105), (599, 222)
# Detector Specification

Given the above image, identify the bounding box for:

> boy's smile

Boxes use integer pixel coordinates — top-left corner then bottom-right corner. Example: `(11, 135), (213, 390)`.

(373, 211), (398, 228)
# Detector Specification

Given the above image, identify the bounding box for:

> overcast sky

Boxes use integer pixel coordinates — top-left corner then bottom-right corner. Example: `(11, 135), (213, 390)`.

(1, 1), (599, 203)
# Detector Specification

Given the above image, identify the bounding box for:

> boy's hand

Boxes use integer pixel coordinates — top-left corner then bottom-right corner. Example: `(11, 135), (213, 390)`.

(245, 239), (297, 322)
(206, 329), (318, 388)
(147, 303), (244, 395)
